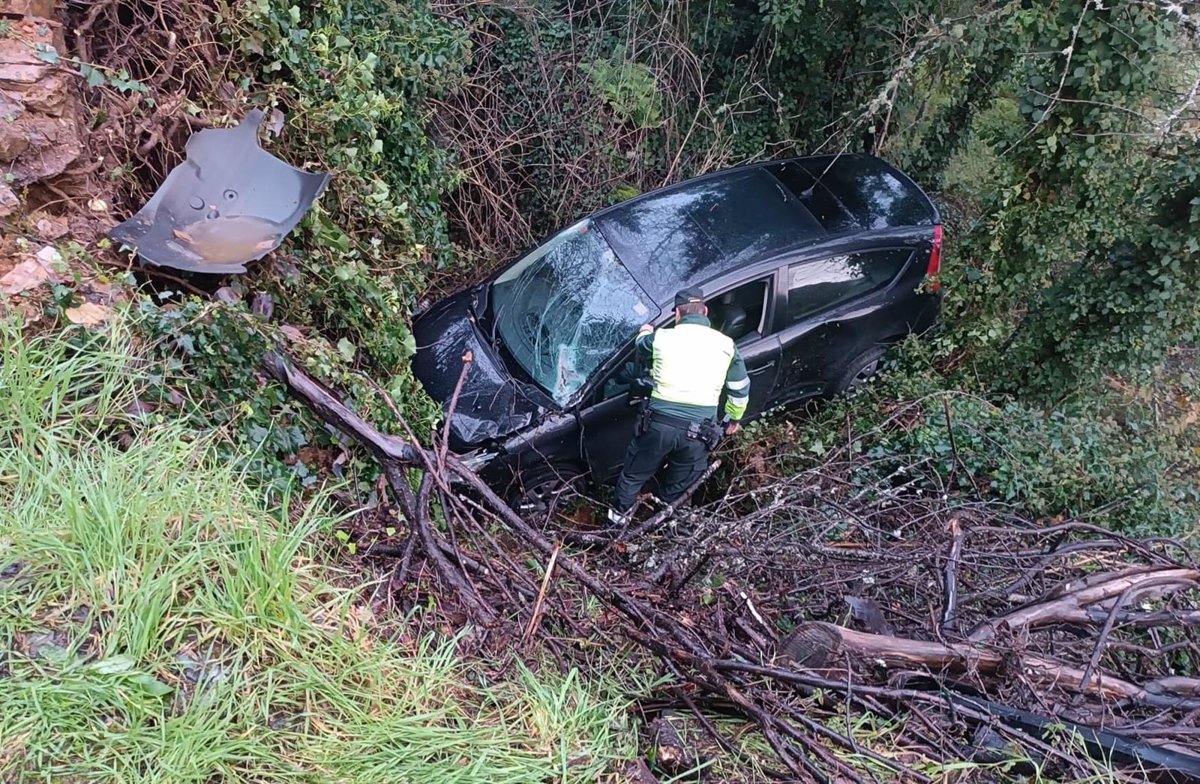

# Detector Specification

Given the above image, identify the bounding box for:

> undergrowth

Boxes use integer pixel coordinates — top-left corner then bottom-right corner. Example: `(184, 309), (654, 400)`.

(736, 340), (1200, 539)
(0, 319), (641, 782)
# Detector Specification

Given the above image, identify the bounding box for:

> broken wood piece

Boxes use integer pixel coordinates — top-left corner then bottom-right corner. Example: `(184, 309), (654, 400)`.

(263, 352), (423, 465)
(941, 516), (964, 630)
(523, 544), (560, 645)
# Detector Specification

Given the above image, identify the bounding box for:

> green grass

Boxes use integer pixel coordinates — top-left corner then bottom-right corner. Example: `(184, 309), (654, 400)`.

(0, 319), (640, 783)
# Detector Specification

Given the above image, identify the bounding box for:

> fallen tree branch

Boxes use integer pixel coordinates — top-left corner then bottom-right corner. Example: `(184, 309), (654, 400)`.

(618, 459), (723, 541)
(263, 348), (1200, 780)
(941, 516), (964, 631)
(968, 566), (1200, 643)
(263, 349), (930, 780)
(781, 621), (1200, 707)
(263, 352), (423, 464)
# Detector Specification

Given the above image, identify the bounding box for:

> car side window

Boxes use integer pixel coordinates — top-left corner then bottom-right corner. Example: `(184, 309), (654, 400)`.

(787, 249), (913, 322)
(706, 277), (771, 342)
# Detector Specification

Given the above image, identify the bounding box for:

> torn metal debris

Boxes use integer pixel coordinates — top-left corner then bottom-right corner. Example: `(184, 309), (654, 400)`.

(110, 109), (330, 274)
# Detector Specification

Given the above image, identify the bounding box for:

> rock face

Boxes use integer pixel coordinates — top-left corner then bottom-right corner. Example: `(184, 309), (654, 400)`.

(0, 1), (56, 16)
(0, 9), (83, 195)
(0, 182), (17, 217)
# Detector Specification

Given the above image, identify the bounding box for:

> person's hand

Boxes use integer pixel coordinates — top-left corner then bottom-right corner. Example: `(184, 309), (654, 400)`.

(724, 422), (740, 436)
(638, 323), (654, 334)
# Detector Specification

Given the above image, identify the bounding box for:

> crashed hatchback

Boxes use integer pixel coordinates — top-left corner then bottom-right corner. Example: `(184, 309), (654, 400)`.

(413, 153), (943, 509)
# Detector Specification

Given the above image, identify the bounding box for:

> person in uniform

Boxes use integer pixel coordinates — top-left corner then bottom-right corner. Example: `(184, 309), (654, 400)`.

(608, 287), (749, 525)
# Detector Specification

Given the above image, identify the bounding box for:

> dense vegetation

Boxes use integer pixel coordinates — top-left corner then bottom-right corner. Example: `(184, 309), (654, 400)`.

(164, 0), (1196, 532)
(2, 0), (1197, 778)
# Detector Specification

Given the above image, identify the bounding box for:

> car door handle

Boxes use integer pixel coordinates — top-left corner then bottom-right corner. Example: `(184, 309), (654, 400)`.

(748, 361), (776, 375)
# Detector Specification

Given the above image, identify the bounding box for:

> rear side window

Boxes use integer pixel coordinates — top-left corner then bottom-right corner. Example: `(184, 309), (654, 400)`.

(787, 249), (914, 321)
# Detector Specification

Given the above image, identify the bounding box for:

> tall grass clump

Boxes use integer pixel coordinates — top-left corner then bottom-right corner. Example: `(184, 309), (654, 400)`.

(0, 318), (639, 783)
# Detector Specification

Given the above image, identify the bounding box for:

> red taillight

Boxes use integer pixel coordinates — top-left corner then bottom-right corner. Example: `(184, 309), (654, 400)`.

(927, 224), (943, 292)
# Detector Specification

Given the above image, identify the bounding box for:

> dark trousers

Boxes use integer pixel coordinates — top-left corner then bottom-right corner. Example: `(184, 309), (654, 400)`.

(613, 418), (710, 513)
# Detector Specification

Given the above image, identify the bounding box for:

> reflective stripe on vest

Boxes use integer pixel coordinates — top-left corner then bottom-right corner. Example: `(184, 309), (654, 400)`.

(650, 323), (734, 409)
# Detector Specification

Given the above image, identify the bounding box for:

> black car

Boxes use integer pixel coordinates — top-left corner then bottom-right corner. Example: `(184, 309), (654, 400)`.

(413, 153), (943, 509)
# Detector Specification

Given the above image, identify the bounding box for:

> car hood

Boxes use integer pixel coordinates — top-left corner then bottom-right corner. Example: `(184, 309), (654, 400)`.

(411, 287), (549, 449)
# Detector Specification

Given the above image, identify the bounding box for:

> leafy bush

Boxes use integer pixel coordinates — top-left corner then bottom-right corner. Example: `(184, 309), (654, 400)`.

(229, 0), (469, 377)
(785, 345), (1200, 537)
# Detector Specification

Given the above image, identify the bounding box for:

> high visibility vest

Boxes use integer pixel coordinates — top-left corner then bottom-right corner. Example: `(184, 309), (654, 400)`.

(650, 324), (734, 408)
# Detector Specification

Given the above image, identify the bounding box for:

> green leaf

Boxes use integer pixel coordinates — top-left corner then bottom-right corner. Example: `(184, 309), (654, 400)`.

(34, 44), (58, 64)
(369, 138), (383, 155)
(337, 337), (356, 363)
(90, 655), (135, 674)
(288, 5), (301, 25)
(130, 673), (172, 697)
(80, 63), (107, 88)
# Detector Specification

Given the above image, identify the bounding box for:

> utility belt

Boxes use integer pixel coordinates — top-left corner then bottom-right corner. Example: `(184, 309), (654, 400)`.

(636, 405), (723, 450)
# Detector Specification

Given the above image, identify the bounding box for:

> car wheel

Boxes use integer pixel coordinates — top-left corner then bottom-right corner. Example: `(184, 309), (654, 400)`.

(508, 464), (587, 518)
(832, 345), (888, 397)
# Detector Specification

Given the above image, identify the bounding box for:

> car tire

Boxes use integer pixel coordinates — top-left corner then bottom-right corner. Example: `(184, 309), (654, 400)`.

(831, 345), (888, 397)
(507, 464), (588, 517)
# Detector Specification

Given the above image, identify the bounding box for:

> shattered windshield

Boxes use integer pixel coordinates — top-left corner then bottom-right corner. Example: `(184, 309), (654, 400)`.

(491, 219), (653, 405)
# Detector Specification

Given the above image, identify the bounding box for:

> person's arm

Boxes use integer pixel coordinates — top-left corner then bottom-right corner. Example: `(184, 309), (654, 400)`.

(635, 324), (655, 358)
(723, 347), (750, 432)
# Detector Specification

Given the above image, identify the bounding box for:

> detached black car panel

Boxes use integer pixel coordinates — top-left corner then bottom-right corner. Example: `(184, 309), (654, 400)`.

(412, 153), (943, 507)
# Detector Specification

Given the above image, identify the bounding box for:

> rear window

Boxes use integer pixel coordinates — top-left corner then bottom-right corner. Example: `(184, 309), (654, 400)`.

(769, 156), (933, 233)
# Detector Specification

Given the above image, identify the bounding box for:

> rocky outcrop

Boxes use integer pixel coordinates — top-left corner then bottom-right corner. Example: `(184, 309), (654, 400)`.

(0, 2), (83, 216)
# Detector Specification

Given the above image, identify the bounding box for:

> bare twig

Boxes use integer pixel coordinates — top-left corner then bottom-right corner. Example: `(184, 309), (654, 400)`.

(941, 517), (965, 631)
(523, 543), (561, 645)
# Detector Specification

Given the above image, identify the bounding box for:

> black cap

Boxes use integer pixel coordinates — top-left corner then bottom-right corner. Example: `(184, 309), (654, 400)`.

(674, 287), (705, 307)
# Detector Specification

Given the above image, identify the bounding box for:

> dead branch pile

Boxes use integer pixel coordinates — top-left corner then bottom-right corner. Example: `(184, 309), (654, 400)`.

(267, 350), (1200, 783)
(430, 0), (761, 266)
(64, 0), (235, 198)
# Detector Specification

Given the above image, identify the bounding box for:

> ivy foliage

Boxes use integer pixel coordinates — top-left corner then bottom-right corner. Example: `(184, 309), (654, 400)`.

(937, 2), (1200, 397)
(233, 0), (469, 377)
(129, 0), (468, 486)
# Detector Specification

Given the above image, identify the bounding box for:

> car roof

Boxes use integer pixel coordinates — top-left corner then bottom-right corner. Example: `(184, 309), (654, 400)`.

(592, 153), (937, 304)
